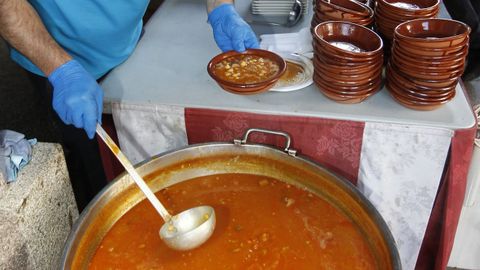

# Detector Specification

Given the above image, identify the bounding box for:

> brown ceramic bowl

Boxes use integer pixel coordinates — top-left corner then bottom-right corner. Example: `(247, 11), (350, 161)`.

(314, 55), (384, 74)
(317, 0), (371, 16)
(392, 40), (469, 61)
(314, 72), (382, 92)
(378, 0), (440, 15)
(376, 2), (439, 20)
(313, 21), (384, 58)
(387, 76), (455, 103)
(207, 49), (286, 94)
(386, 64), (455, 97)
(314, 78), (380, 103)
(390, 51), (465, 73)
(313, 41), (383, 61)
(391, 60), (465, 81)
(394, 19), (471, 48)
(314, 53), (382, 70)
(314, 61), (382, 84)
(391, 45), (466, 67)
(386, 80), (454, 111)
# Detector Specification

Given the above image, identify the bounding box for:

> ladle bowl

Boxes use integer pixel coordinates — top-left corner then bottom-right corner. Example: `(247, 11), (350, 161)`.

(95, 124), (216, 251)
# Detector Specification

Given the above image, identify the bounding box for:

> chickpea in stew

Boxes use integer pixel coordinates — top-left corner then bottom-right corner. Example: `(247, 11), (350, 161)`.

(214, 55), (280, 84)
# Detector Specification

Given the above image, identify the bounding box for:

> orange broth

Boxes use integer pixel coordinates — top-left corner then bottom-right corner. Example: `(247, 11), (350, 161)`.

(89, 174), (376, 269)
(214, 55), (280, 84)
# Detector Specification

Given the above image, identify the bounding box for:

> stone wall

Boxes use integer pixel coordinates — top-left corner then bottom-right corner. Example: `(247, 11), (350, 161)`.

(0, 143), (78, 270)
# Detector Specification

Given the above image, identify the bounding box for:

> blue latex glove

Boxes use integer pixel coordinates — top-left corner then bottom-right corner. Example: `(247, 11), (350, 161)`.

(208, 4), (259, 52)
(48, 60), (103, 139)
(0, 130), (37, 183)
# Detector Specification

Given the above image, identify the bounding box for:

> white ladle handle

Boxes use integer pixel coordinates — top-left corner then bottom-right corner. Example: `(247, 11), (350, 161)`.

(96, 124), (171, 221)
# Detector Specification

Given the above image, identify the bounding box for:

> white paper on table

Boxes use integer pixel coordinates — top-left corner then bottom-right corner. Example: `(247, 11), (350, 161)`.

(111, 102), (188, 165)
(358, 122), (453, 270)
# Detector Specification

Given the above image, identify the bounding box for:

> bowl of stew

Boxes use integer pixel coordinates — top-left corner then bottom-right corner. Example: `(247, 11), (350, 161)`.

(207, 49), (287, 95)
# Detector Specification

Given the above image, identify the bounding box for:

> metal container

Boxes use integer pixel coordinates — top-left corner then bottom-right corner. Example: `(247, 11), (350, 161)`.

(61, 128), (401, 269)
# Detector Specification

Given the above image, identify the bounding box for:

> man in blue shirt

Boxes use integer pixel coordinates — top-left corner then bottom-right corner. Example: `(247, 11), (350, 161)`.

(0, 0), (258, 209)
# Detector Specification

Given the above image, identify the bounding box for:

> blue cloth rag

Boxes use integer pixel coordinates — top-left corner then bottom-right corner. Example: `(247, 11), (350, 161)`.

(0, 130), (37, 183)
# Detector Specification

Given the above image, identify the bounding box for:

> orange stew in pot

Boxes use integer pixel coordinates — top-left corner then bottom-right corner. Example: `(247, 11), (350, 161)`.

(213, 55), (280, 84)
(89, 174), (376, 269)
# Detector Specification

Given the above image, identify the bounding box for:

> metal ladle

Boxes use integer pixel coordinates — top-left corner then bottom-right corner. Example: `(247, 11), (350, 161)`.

(96, 124), (216, 251)
(249, 0), (303, 27)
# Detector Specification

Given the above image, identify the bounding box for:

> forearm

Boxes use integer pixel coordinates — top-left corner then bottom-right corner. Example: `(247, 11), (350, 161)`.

(0, 0), (71, 76)
(206, 0), (233, 13)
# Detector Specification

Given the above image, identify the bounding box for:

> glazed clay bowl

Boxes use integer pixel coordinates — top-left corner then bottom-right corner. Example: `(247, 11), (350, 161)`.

(313, 39), (383, 61)
(314, 56), (383, 74)
(314, 72), (382, 93)
(392, 40), (469, 61)
(317, 0), (371, 17)
(386, 64), (455, 97)
(378, 0), (440, 15)
(376, 2), (438, 20)
(314, 78), (380, 104)
(391, 45), (467, 67)
(387, 76), (455, 103)
(386, 80), (454, 111)
(313, 21), (384, 58)
(408, 75), (460, 89)
(394, 19), (471, 48)
(207, 49), (286, 94)
(390, 51), (465, 73)
(391, 60), (465, 81)
(316, 10), (374, 26)
(314, 52), (382, 69)
(313, 43), (383, 64)
(314, 61), (382, 84)
(393, 38), (468, 57)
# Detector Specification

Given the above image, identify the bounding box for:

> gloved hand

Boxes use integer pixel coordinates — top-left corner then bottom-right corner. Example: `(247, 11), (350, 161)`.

(208, 4), (260, 52)
(0, 130), (37, 183)
(48, 59), (103, 139)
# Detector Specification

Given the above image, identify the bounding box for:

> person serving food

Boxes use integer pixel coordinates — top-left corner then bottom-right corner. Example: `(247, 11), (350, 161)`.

(0, 0), (259, 209)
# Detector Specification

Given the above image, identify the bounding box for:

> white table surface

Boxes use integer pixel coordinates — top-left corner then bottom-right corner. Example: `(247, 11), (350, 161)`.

(100, 0), (476, 130)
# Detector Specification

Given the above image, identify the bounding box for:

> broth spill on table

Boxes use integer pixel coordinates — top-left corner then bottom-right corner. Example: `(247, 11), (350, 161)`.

(89, 174), (376, 270)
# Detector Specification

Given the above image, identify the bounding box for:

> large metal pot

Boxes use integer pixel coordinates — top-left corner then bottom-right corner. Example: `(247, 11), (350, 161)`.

(61, 128), (401, 269)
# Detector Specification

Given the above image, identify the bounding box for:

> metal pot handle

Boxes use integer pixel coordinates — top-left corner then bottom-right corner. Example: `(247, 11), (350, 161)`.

(233, 128), (297, 157)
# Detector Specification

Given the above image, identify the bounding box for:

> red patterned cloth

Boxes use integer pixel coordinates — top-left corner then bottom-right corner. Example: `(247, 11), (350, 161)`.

(185, 108), (365, 184)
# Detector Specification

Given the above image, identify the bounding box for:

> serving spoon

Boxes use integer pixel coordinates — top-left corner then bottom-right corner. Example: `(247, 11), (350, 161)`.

(95, 124), (216, 251)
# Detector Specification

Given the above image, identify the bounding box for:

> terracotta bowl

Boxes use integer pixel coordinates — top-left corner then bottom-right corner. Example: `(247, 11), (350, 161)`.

(392, 40), (469, 61)
(313, 21), (384, 58)
(393, 39), (468, 57)
(314, 77), (380, 103)
(378, 0), (440, 15)
(315, 65), (382, 86)
(313, 72), (382, 92)
(313, 40), (383, 62)
(386, 64), (456, 96)
(394, 19), (471, 48)
(378, 7), (438, 22)
(391, 45), (466, 67)
(390, 51), (465, 73)
(317, 0), (371, 16)
(207, 49), (286, 94)
(314, 59), (382, 82)
(316, 10), (374, 26)
(391, 60), (465, 80)
(387, 76), (455, 103)
(313, 52), (383, 70)
(386, 80), (454, 111)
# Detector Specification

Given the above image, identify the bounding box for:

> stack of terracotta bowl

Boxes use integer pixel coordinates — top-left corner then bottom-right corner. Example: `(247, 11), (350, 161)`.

(313, 21), (384, 103)
(386, 19), (471, 110)
(375, 0), (440, 41)
(311, 0), (374, 33)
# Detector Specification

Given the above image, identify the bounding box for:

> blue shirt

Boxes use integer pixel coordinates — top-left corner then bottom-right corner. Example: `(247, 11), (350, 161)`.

(10, 1), (149, 79)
